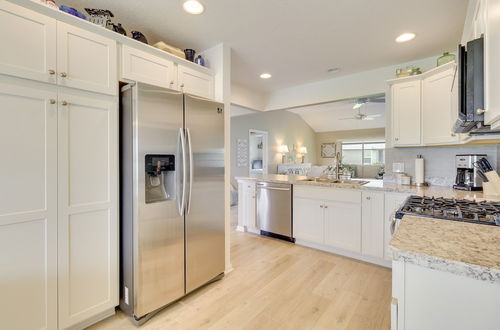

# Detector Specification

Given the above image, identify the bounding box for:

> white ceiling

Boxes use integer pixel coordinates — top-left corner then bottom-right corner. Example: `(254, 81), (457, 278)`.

(63, 0), (468, 92)
(289, 99), (386, 132)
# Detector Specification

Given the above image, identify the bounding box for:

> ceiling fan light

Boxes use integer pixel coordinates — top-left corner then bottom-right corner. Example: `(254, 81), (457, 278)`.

(353, 103), (364, 110)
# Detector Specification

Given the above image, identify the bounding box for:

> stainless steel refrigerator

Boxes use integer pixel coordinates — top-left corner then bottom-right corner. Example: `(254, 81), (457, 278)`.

(119, 82), (225, 323)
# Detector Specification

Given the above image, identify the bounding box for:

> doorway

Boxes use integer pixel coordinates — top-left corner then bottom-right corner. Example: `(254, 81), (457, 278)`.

(248, 130), (268, 175)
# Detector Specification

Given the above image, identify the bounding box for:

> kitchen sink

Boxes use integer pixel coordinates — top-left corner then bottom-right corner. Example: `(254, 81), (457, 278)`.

(298, 178), (369, 185)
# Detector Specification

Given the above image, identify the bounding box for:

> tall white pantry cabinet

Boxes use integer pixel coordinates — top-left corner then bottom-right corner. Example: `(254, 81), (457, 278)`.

(0, 1), (118, 330)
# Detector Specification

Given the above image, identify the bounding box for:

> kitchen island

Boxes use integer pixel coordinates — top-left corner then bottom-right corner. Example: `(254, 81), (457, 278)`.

(389, 215), (500, 330)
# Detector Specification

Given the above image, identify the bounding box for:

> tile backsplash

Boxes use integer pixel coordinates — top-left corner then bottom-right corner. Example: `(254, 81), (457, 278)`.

(384, 145), (500, 186)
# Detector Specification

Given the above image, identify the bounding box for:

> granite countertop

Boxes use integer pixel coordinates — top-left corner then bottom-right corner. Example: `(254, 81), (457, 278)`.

(390, 215), (500, 284)
(236, 174), (497, 201)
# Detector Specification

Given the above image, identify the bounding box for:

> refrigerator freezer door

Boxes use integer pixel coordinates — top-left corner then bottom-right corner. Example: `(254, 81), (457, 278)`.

(128, 83), (185, 318)
(184, 94), (225, 293)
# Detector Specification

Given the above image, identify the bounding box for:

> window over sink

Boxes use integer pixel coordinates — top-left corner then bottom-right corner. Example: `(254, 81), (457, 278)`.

(341, 142), (385, 179)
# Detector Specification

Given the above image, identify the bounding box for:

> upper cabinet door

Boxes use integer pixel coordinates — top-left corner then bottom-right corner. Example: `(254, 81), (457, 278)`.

(0, 1), (56, 84)
(484, 0), (500, 126)
(57, 22), (117, 95)
(121, 45), (176, 89)
(0, 79), (58, 330)
(422, 67), (460, 145)
(57, 91), (118, 329)
(178, 64), (214, 99)
(391, 80), (422, 146)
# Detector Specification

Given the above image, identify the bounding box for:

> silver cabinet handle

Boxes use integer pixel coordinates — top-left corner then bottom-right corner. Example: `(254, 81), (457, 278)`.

(48, 69), (55, 75)
(60, 72), (67, 78)
(476, 108), (486, 115)
(451, 133), (456, 137)
(366, 196), (371, 200)
(395, 137), (399, 141)
(177, 128), (187, 216)
(49, 99), (56, 104)
(324, 205), (328, 208)
(320, 205), (324, 208)
(257, 186), (290, 191)
(390, 217), (397, 235)
(61, 101), (68, 106)
(186, 128), (193, 214)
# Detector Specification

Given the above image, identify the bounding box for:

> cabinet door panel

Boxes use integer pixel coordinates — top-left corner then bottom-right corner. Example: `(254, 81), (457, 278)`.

(324, 200), (361, 253)
(0, 80), (57, 330)
(361, 191), (385, 258)
(422, 67), (459, 145)
(293, 197), (324, 244)
(392, 81), (421, 146)
(178, 65), (214, 99)
(0, 1), (56, 84)
(485, 0), (500, 126)
(58, 91), (118, 329)
(121, 45), (176, 88)
(57, 22), (117, 95)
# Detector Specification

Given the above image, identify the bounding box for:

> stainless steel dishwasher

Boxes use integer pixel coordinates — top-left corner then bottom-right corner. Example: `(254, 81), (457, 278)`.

(256, 181), (293, 242)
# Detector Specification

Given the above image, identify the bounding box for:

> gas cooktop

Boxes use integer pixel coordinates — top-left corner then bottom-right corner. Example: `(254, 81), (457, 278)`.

(396, 196), (500, 226)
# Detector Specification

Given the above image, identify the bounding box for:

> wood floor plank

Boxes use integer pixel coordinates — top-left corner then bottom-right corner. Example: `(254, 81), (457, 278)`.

(89, 207), (392, 330)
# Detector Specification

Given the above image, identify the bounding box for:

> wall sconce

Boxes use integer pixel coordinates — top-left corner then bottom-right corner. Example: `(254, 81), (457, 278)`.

(298, 146), (307, 163)
(278, 144), (289, 163)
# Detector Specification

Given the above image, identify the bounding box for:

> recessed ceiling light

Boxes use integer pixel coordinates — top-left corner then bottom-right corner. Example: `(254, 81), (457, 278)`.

(183, 0), (204, 14)
(395, 33), (416, 43)
(327, 67), (341, 74)
(260, 73), (272, 79)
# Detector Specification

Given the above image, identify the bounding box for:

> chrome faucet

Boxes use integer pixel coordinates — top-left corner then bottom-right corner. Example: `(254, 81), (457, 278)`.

(335, 152), (341, 180)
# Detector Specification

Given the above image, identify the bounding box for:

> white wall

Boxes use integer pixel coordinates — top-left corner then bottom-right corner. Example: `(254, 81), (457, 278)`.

(231, 83), (267, 111)
(263, 56), (438, 111)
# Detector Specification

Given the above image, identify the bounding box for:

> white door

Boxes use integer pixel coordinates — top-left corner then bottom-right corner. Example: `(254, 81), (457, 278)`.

(484, 0), (500, 126)
(121, 45), (176, 89)
(324, 200), (362, 252)
(57, 90), (118, 329)
(392, 80), (422, 146)
(0, 1), (57, 84)
(293, 197), (324, 244)
(422, 67), (460, 145)
(361, 191), (385, 258)
(384, 193), (410, 260)
(57, 22), (117, 96)
(0, 79), (57, 330)
(178, 64), (214, 99)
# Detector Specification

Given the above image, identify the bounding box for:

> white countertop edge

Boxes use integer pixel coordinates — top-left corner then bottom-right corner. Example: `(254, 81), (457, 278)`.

(391, 247), (500, 285)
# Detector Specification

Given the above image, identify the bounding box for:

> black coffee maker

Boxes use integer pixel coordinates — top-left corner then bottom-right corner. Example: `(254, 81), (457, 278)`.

(453, 154), (486, 191)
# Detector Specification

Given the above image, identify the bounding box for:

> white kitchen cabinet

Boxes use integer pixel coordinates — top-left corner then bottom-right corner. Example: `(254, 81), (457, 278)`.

(121, 45), (177, 89)
(361, 191), (385, 258)
(57, 90), (118, 329)
(391, 80), (422, 146)
(384, 192), (410, 261)
(294, 197), (324, 244)
(392, 260), (500, 330)
(178, 64), (215, 99)
(422, 66), (460, 145)
(323, 199), (362, 253)
(57, 22), (117, 96)
(0, 78), (58, 330)
(0, 0), (57, 84)
(237, 180), (257, 232)
(484, 0), (500, 127)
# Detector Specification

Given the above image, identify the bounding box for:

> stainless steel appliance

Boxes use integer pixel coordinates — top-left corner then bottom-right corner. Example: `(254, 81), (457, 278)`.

(256, 181), (293, 242)
(120, 82), (225, 324)
(454, 37), (485, 133)
(453, 154), (486, 191)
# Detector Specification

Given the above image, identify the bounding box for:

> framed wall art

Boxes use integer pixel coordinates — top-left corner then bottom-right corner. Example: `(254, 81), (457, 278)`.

(321, 143), (337, 158)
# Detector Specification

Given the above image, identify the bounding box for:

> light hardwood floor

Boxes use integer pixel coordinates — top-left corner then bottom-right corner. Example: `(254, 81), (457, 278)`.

(89, 207), (392, 330)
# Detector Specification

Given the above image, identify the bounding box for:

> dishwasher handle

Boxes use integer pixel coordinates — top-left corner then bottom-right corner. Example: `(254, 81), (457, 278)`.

(257, 185), (290, 191)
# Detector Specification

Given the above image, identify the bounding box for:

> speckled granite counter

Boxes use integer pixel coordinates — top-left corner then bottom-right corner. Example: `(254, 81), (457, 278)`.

(236, 174), (497, 201)
(390, 215), (500, 284)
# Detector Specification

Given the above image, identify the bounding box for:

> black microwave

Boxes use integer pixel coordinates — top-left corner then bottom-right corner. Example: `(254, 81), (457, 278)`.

(453, 36), (484, 133)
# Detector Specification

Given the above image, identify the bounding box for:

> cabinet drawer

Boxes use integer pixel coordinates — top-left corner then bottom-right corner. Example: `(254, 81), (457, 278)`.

(294, 185), (361, 203)
(121, 45), (176, 89)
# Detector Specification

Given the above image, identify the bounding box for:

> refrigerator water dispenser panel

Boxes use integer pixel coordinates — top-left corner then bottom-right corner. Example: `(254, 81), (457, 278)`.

(145, 154), (176, 203)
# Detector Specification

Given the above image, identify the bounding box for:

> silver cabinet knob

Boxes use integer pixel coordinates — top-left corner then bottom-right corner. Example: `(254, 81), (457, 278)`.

(170, 81), (174, 85)
(395, 137), (399, 141)
(60, 72), (67, 78)
(324, 205), (328, 209)
(451, 133), (456, 137)
(476, 108), (486, 115)
(320, 205), (324, 208)
(180, 83), (185, 88)
(366, 196), (371, 200)
(48, 69), (55, 75)
(49, 99), (56, 104)
(61, 101), (68, 106)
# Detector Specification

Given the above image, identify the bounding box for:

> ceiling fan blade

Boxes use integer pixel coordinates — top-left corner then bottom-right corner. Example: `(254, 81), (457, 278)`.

(363, 117), (376, 120)
(339, 117), (355, 120)
(368, 99), (385, 103)
(366, 114), (382, 118)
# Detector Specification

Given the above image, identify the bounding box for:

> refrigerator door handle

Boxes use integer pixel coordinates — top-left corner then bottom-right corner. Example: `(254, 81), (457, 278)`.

(177, 128), (187, 216)
(186, 128), (193, 214)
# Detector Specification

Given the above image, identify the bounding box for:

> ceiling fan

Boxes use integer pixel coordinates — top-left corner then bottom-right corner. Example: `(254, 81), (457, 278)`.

(339, 97), (384, 121)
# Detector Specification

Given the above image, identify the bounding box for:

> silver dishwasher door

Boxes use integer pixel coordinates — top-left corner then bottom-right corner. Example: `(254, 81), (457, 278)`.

(256, 181), (293, 241)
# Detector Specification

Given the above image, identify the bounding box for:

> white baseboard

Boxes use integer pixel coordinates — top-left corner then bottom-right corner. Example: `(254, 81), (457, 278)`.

(295, 239), (392, 268)
(236, 225), (245, 232)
